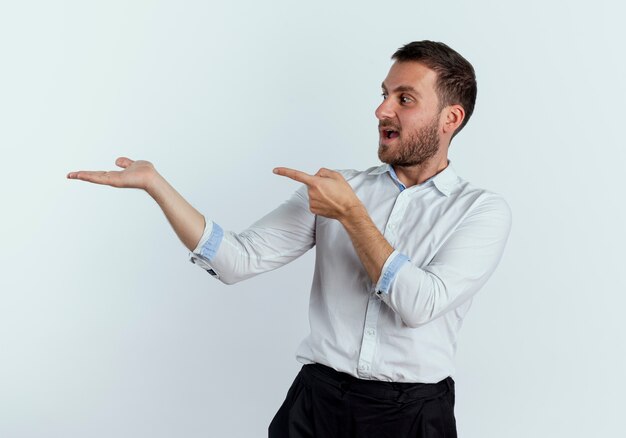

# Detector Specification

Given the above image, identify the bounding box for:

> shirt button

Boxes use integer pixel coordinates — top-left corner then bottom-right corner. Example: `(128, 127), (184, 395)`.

(366, 329), (375, 336)
(359, 364), (370, 371)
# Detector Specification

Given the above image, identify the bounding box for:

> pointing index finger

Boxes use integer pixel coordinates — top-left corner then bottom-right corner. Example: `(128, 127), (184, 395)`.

(273, 167), (315, 185)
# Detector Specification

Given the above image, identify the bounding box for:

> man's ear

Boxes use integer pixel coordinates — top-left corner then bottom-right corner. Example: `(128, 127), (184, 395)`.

(442, 105), (465, 135)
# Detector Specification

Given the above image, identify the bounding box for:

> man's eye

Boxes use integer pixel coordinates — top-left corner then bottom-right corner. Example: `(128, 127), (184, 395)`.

(381, 93), (387, 100)
(400, 96), (412, 104)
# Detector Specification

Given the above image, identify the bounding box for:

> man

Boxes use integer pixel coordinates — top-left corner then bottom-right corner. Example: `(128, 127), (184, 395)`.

(67, 41), (512, 437)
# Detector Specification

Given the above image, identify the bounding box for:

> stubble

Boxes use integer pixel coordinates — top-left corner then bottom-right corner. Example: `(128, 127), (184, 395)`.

(378, 116), (441, 167)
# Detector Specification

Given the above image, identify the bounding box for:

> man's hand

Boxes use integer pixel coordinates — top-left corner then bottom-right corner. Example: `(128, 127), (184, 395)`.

(67, 156), (205, 252)
(67, 157), (157, 192)
(273, 167), (363, 221)
(274, 166), (393, 284)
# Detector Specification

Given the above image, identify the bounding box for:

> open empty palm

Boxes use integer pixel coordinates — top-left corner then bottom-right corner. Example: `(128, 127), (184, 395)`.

(66, 157), (156, 190)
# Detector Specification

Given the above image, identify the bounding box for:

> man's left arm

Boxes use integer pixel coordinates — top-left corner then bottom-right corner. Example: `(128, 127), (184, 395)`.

(273, 166), (392, 280)
(341, 194), (512, 327)
(273, 166), (512, 328)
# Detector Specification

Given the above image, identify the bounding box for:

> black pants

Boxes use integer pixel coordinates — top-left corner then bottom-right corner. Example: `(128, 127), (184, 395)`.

(269, 363), (457, 438)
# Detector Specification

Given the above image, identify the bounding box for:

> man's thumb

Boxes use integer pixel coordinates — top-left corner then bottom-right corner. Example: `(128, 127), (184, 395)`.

(318, 168), (340, 179)
(115, 157), (133, 168)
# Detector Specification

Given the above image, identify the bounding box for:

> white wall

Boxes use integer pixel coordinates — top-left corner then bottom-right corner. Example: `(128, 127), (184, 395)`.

(1, 1), (624, 436)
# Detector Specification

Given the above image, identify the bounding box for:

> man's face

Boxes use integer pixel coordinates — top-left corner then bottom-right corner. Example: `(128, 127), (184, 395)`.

(376, 61), (444, 167)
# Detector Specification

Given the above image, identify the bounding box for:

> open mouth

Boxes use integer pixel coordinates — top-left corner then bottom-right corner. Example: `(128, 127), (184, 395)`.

(384, 129), (400, 139)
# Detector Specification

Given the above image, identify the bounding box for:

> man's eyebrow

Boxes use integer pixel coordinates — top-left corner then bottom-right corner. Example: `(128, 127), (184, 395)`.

(381, 82), (421, 96)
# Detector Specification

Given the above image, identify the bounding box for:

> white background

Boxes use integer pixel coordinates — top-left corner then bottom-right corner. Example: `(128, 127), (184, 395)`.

(1, 1), (624, 437)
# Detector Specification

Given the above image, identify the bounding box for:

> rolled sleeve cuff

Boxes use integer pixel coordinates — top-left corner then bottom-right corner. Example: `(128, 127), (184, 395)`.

(195, 221), (224, 260)
(189, 220), (224, 278)
(374, 250), (410, 298)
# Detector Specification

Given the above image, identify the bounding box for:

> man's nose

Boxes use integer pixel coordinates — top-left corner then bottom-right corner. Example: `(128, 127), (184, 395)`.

(375, 98), (395, 120)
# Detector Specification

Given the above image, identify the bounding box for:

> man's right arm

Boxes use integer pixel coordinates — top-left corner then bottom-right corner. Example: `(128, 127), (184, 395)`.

(67, 156), (316, 285)
(67, 156), (206, 253)
(146, 171), (206, 253)
(189, 184), (316, 285)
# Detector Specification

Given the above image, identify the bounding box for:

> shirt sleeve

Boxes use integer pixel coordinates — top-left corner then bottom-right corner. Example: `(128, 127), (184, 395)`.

(374, 193), (512, 328)
(188, 185), (316, 285)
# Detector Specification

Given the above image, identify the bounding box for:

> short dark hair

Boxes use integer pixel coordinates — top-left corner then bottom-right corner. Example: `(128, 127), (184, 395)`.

(392, 41), (477, 139)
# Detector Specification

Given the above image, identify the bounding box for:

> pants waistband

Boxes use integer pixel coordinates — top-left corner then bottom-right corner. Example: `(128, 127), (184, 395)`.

(301, 363), (454, 402)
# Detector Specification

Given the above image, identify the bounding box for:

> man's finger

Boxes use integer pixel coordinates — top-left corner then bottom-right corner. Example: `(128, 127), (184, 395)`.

(273, 167), (316, 185)
(67, 170), (116, 185)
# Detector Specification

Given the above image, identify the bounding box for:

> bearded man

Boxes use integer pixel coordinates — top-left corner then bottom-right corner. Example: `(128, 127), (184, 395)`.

(67, 41), (512, 438)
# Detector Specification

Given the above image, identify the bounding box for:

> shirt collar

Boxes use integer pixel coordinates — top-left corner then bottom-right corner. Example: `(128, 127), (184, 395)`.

(367, 160), (458, 196)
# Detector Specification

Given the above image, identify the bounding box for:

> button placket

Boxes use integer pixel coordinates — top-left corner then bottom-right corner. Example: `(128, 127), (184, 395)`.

(385, 192), (408, 236)
(357, 294), (381, 378)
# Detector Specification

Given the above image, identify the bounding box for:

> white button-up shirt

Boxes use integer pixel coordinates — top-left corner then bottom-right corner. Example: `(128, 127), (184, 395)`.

(189, 162), (512, 383)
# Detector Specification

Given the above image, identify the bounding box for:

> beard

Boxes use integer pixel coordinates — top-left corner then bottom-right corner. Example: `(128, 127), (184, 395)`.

(378, 115), (441, 167)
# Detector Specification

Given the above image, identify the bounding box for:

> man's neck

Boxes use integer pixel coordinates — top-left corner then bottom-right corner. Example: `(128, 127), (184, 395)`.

(392, 155), (449, 188)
